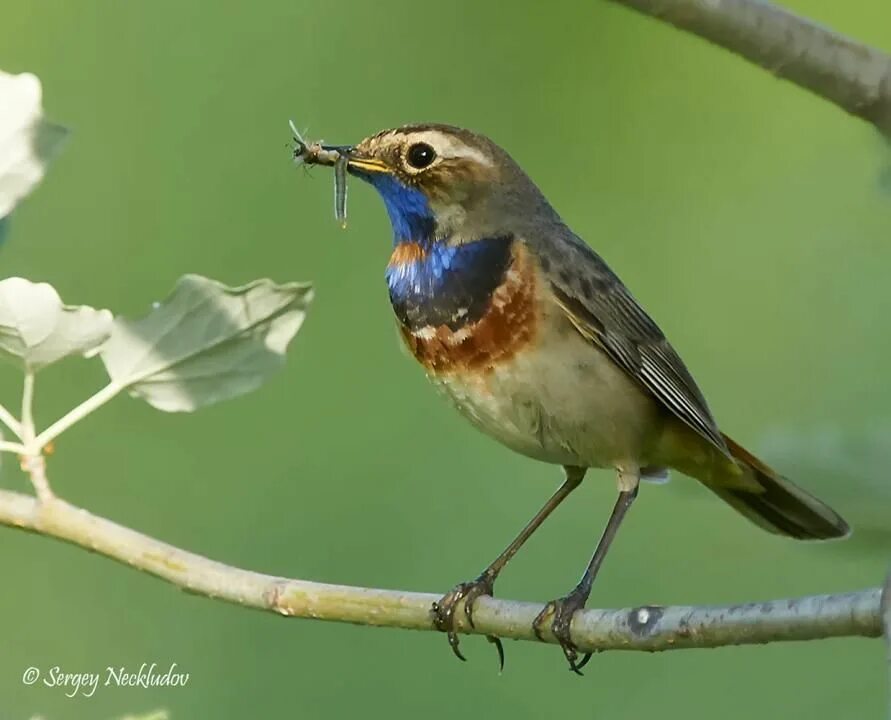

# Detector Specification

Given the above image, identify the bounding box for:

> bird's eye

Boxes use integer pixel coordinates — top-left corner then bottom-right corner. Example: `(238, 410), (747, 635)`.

(405, 143), (436, 170)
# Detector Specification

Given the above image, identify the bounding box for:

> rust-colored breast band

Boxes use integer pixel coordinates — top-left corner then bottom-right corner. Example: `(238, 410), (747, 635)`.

(400, 243), (538, 374)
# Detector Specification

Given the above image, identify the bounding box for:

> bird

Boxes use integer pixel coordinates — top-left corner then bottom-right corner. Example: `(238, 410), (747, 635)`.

(295, 123), (850, 673)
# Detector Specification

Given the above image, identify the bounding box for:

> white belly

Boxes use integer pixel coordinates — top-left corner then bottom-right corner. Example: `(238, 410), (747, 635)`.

(427, 308), (663, 469)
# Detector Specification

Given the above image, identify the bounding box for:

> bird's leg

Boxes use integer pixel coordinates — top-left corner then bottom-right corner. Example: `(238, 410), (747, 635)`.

(433, 466), (586, 667)
(533, 469), (640, 674)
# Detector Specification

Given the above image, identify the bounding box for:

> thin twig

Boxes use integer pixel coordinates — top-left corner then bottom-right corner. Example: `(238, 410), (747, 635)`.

(20, 456), (53, 502)
(0, 489), (880, 653)
(606, 0), (891, 137)
(18, 370), (54, 500)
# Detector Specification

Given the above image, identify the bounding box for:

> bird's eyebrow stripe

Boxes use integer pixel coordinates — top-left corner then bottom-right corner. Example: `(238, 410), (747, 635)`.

(399, 130), (494, 168)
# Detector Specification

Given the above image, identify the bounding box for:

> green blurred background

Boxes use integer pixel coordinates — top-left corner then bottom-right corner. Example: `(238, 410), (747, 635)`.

(2, 1), (890, 717)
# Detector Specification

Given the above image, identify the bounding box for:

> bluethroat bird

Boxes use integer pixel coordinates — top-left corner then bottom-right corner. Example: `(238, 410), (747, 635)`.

(294, 124), (849, 673)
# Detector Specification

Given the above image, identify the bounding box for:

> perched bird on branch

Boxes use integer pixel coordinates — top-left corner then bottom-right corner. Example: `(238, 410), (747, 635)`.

(294, 123), (850, 673)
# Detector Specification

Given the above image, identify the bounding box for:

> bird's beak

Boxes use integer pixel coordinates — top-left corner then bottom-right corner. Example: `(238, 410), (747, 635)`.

(321, 144), (390, 174)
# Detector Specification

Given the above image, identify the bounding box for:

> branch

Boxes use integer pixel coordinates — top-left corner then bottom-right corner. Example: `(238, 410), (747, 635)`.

(606, 0), (891, 137)
(0, 489), (881, 653)
(882, 569), (891, 714)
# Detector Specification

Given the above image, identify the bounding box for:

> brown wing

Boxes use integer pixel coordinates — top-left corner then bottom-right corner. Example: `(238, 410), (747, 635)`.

(540, 235), (730, 458)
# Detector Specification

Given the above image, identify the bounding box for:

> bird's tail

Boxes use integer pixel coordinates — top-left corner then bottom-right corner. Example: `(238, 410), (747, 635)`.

(706, 434), (849, 540)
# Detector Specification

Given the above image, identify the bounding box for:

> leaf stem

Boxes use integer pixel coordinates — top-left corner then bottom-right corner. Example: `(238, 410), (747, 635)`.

(21, 370), (35, 444)
(0, 441), (26, 453)
(28, 382), (123, 454)
(0, 403), (22, 439)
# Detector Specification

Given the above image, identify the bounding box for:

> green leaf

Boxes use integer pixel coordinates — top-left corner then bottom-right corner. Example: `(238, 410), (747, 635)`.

(0, 70), (68, 219)
(99, 274), (313, 412)
(0, 277), (113, 371)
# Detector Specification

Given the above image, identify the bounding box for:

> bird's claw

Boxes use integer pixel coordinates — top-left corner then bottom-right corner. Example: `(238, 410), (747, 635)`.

(532, 589), (593, 675)
(432, 573), (504, 669)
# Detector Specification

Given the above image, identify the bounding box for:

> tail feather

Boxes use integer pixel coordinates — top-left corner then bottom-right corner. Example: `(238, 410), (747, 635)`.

(707, 434), (850, 540)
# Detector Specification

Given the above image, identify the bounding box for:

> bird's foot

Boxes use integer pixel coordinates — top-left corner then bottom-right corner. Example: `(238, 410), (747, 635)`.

(432, 573), (504, 669)
(532, 587), (593, 675)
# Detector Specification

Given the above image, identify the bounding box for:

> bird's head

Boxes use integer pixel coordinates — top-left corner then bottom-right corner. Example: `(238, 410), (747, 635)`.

(341, 124), (554, 245)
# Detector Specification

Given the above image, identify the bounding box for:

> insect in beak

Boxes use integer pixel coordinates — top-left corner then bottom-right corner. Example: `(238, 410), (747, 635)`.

(290, 120), (396, 227)
(290, 120), (355, 228)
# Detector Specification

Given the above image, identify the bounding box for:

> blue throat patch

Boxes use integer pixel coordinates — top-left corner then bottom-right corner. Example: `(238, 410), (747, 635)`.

(386, 237), (515, 331)
(356, 171), (436, 244)
(353, 168), (514, 330)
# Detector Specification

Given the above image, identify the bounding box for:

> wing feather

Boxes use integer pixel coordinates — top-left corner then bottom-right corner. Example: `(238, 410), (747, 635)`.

(544, 237), (729, 457)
